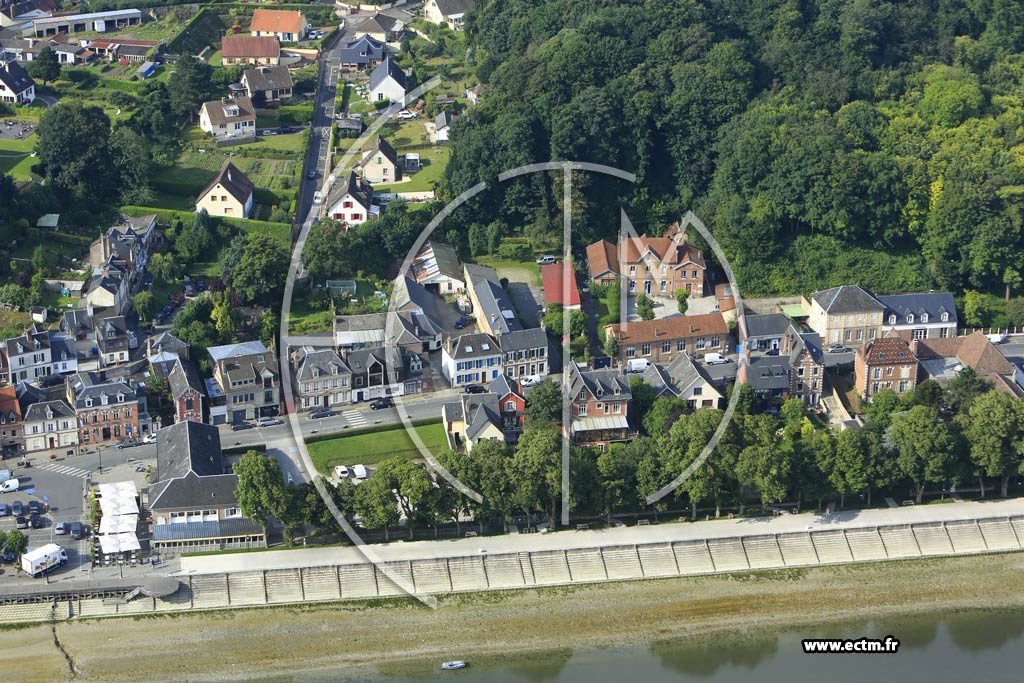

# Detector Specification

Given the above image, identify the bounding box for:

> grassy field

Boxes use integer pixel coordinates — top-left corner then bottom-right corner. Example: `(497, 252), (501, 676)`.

(475, 256), (543, 287)
(0, 134), (36, 181)
(307, 422), (449, 472)
(377, 147), (449, 193)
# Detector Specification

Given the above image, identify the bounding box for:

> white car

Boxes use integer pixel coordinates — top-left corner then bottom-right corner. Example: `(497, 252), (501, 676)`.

(313, 191), (323, 204)
(521, 374), (543, 387)
(257, 417), (283, 427)
(142, 433), (157, 444)
(536, 255), (558, 265)
(704, 353), (731, 365)
(397, 110), (417, 120)
(334, 465), (350, 479)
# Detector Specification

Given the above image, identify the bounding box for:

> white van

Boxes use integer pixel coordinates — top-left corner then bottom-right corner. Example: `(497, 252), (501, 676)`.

(352, 464), (368, 480)
(987, 332), (1007, 344)
(705, 353), (731, 365)
(334, 465), (349, 479)
(1, 478), (20, 493)
(625, 358), (651, 373)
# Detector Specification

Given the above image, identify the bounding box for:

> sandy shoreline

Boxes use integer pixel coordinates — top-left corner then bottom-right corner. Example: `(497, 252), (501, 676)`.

(3, 553), (1023, 682)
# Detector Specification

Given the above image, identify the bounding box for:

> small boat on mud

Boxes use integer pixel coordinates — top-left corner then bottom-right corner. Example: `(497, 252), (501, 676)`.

(440, 660), (467, 670)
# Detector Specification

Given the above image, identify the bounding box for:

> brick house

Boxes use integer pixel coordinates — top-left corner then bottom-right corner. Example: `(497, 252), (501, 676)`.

(855, 333), (919, 402)
(0, 385), (22, 455)
(568, 362), (632, 451)
(585, 228), (707, 297)
(68, 372), (141, 445)
(168, 358), (206, 424)
(488, 374), (525, 441)
(207, 341), (280, 423)
(604, 312), (728, 363)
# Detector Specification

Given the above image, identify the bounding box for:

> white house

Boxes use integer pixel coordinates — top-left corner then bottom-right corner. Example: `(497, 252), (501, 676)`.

(423, 0), (473, 29)
(442, 332), (502, 388)
(326, 171), (374, 226)
(368, 55), (407, 104)
(0, 60), (34, 104)
(409, 241), (464, 294)
(198, 96), (256, 142)
(249, 8), (308, 43)
(195, 161), (254, 219)
(434, 110), (452, 142)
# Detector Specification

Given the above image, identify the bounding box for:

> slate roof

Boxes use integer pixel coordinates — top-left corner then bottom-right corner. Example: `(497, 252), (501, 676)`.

(154, 419), (224, 483)
(463, 393), (501, 440)
(410, 241), (462, 284)
(200, 96), (256, 128)
(6, 325), (50, 357)
(208, 340), (270, 363)
(296, 348), (350, 382)
(811, 285), (885, 315)
(464, 264), (521, 335)
(241, 64), (293, 93)
(198, 161), (254, 206)
(435, 110), (452, 130)
(499, 327), (547, 353)
(445, 332), (500, 359)
(743, 356), (791, 391)
(642, 353), (718, 398)
(341, 34), (385, 66)
(431, 0), (473, 16)
(792, 332), (824, 365)
(878, 292), (957, 326)
(744, 313), (792, 340)
(326, 170), (373, 213)
(360, 134), (398, 167)
(568, 362), (631, 401)
(152, 516), (263, 541)
(61, 309), (93, 337)
(0, 60), (33, 95)
(369, 55), (406, 91)
(168, 358), (205, 399)
(23, 398), (73, 423)
(221, 34), (280, 59)
(487, 373), (521, 399)
(361, 13), (398, 35)
(69, 372), (137, 409)
(148, 331), (187, 357)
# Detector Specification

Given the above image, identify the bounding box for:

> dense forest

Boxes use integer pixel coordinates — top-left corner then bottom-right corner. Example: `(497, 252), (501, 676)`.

(439, 0), (1024, 298)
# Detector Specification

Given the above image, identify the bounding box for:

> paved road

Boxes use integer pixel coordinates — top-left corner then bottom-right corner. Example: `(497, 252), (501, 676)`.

(180, 497), (1024, 574)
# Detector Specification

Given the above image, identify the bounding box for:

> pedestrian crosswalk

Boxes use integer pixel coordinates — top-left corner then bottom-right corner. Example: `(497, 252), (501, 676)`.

(341, 410), (367, 428)
(37, 463), (91, 479)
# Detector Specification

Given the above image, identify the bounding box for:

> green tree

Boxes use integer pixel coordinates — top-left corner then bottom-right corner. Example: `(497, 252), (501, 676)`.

(167, 54), (213, 121)
(675, 289), (689, 314)
(832, 428), (871, 508)
(374, 457), (434, 524)
(597, 438), (649, 517)
(233, 234), (289, 304)
(736, 443), (790, 509)
(629, 377), (656, 421)
(603, 333), (618, 357)
(1004, 268), (1021, 302)
(636, 293), (655, 321)
(890, 405), (956, 504)
(233, 451), (287, 527)
(109, 126), (152, 205)
(963, 391), (1024, 497)
(5, 529), (27, 556)
(132, 291), (159, 322)
(543, 304), (585, 337)
(963, 290), (991, 327)
(148, 252), (183, 283)
(27, 46), (60, 85)
(946, 367), (991, 415)
(33, 102), (117, 202)
(918, 65), (984, 128)
(642, 396), (687, 436)
(353, 470), (400, 539)
(1006, 298), (1024, 327)
(211, 291), (238, 341)
(507, 426), (562, 525)
(525, 379), (562, 425)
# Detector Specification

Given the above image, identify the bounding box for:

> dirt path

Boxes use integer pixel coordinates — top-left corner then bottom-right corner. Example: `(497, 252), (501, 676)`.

(4, 553), (1023, 682)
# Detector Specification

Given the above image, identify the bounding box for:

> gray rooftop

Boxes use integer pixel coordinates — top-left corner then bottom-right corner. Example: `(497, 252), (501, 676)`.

(446, 332), (501, 359)
(811, 285), (885, 315)
(877, 292), (957, 325)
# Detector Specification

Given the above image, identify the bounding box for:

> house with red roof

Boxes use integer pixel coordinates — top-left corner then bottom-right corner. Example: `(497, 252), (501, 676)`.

(540, 262), (580, 310)
(585, 223), (707, 298)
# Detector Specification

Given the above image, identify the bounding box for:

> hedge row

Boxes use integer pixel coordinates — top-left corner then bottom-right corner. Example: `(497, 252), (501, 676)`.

(151, 177), (294, 208)
(303, 417), (443, 445)
(222, 443), (266, 456)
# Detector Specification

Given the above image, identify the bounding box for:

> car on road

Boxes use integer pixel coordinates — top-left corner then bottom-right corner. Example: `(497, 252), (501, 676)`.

(142, 433), (157, 444)
(55, 521), (67, 535)
(521, 375), (543, 387)
(309, 408), (333, 420)
(397, 110), (417, 119)
(536, 255), (558, 265)
(70, 522), (85, 540)
(11, 500), (22, 516)
(231, 422), (255, 431)
(704, 353), (731, 365)
(827, 344), (852, 354)
(369, 397), (394, 410)
(257, 417), (283, 427)
(116, 438), (139, 449)
(0, 503), (7, 516)
(313, 191), (323, 204)
(27, 500), (42, 515)
(334, 465), (349, 479)
(453, 316), (472, 329)
(28, 513), (44, 529)
(14, 516), (28, 529)
(307, 169), (317, 180)
(0, 548), (14, 563)
(464, 384), (487, 394)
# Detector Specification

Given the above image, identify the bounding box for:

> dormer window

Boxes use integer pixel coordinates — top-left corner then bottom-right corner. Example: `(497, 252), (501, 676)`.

(100, 395), (109, 406)
(33, 340), (40, 349)
(941, 312), (948, 322)
(888, 315), (896, 325)
(85, 399), (92, 408)
(117, 393), (124, 403)
(906, 314), (914, 324)
(257, 355), (265, 363)
(331, 365), (338, 375)
(921, 313), (928, 323)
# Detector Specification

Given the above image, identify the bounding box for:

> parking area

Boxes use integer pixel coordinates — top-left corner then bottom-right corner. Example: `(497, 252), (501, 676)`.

(0, 119), (35, 141)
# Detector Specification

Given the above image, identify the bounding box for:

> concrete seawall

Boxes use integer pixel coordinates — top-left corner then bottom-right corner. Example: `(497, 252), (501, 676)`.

(0, 500), (1022, 623)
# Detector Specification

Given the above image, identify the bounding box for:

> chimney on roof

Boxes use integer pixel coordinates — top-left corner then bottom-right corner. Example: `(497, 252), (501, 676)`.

(689, 324), (694, 334)
(226, 166), (232, 182)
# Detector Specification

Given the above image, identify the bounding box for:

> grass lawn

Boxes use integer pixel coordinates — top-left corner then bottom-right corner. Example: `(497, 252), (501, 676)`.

(206, 49), (222, 66)
(475, 256), (542, 287)
(288, 290), (333, 334)
(307, 422), (449, 473)
(0, 135), (36, 181)
(376, 147), (449, 193)
(250, 130), (310, 154)
(0, 310), (32, 339)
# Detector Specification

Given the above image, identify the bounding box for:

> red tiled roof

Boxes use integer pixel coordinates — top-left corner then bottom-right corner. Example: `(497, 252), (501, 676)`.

(250, 8), (305, 35)
(540, 262), (580, 307)
(586, 235), (705, 280)
(222, 34), (280, 58)
(858, 334), (916, 365)
(606, 312), (728, 345)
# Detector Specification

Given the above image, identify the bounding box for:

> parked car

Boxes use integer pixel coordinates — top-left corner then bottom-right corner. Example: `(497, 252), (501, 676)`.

(454, 316), (472, 329)
(307, 169), (317, 180)
(313, 191), (323, 204)
(625, 358), (651, 373)
(260, 129), (278, 136)
(257, 417), (283, 427)
(987, 333), (1008, 344)
(397, 110), (417, 120)
(309, 408), (332, 420)
(334, 465), (349, 479)
(231, 422), (255, 431)
(0, 548), (14, 563)
(54, 521), (67, 535)
(0, 503), (7, 516)
(536, 255), (558, 265)
(352, 464), (368, 480)
(29, 513), (44, 529)
(369, 397), (394, 410)
(704, 353), (731, 365)
(827, 344), (852, 354)
(196, 280), (206, 292)
(521, 375), (543, 387)
(14, 516), (28, 529)
(142, 433), (157, 444)
(464, 384), (487, 394)
(70, 522), (85, 540)
(27, 500), (42, 515)
(116, 438), (139, 449)
(11, 500), (22, 516)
